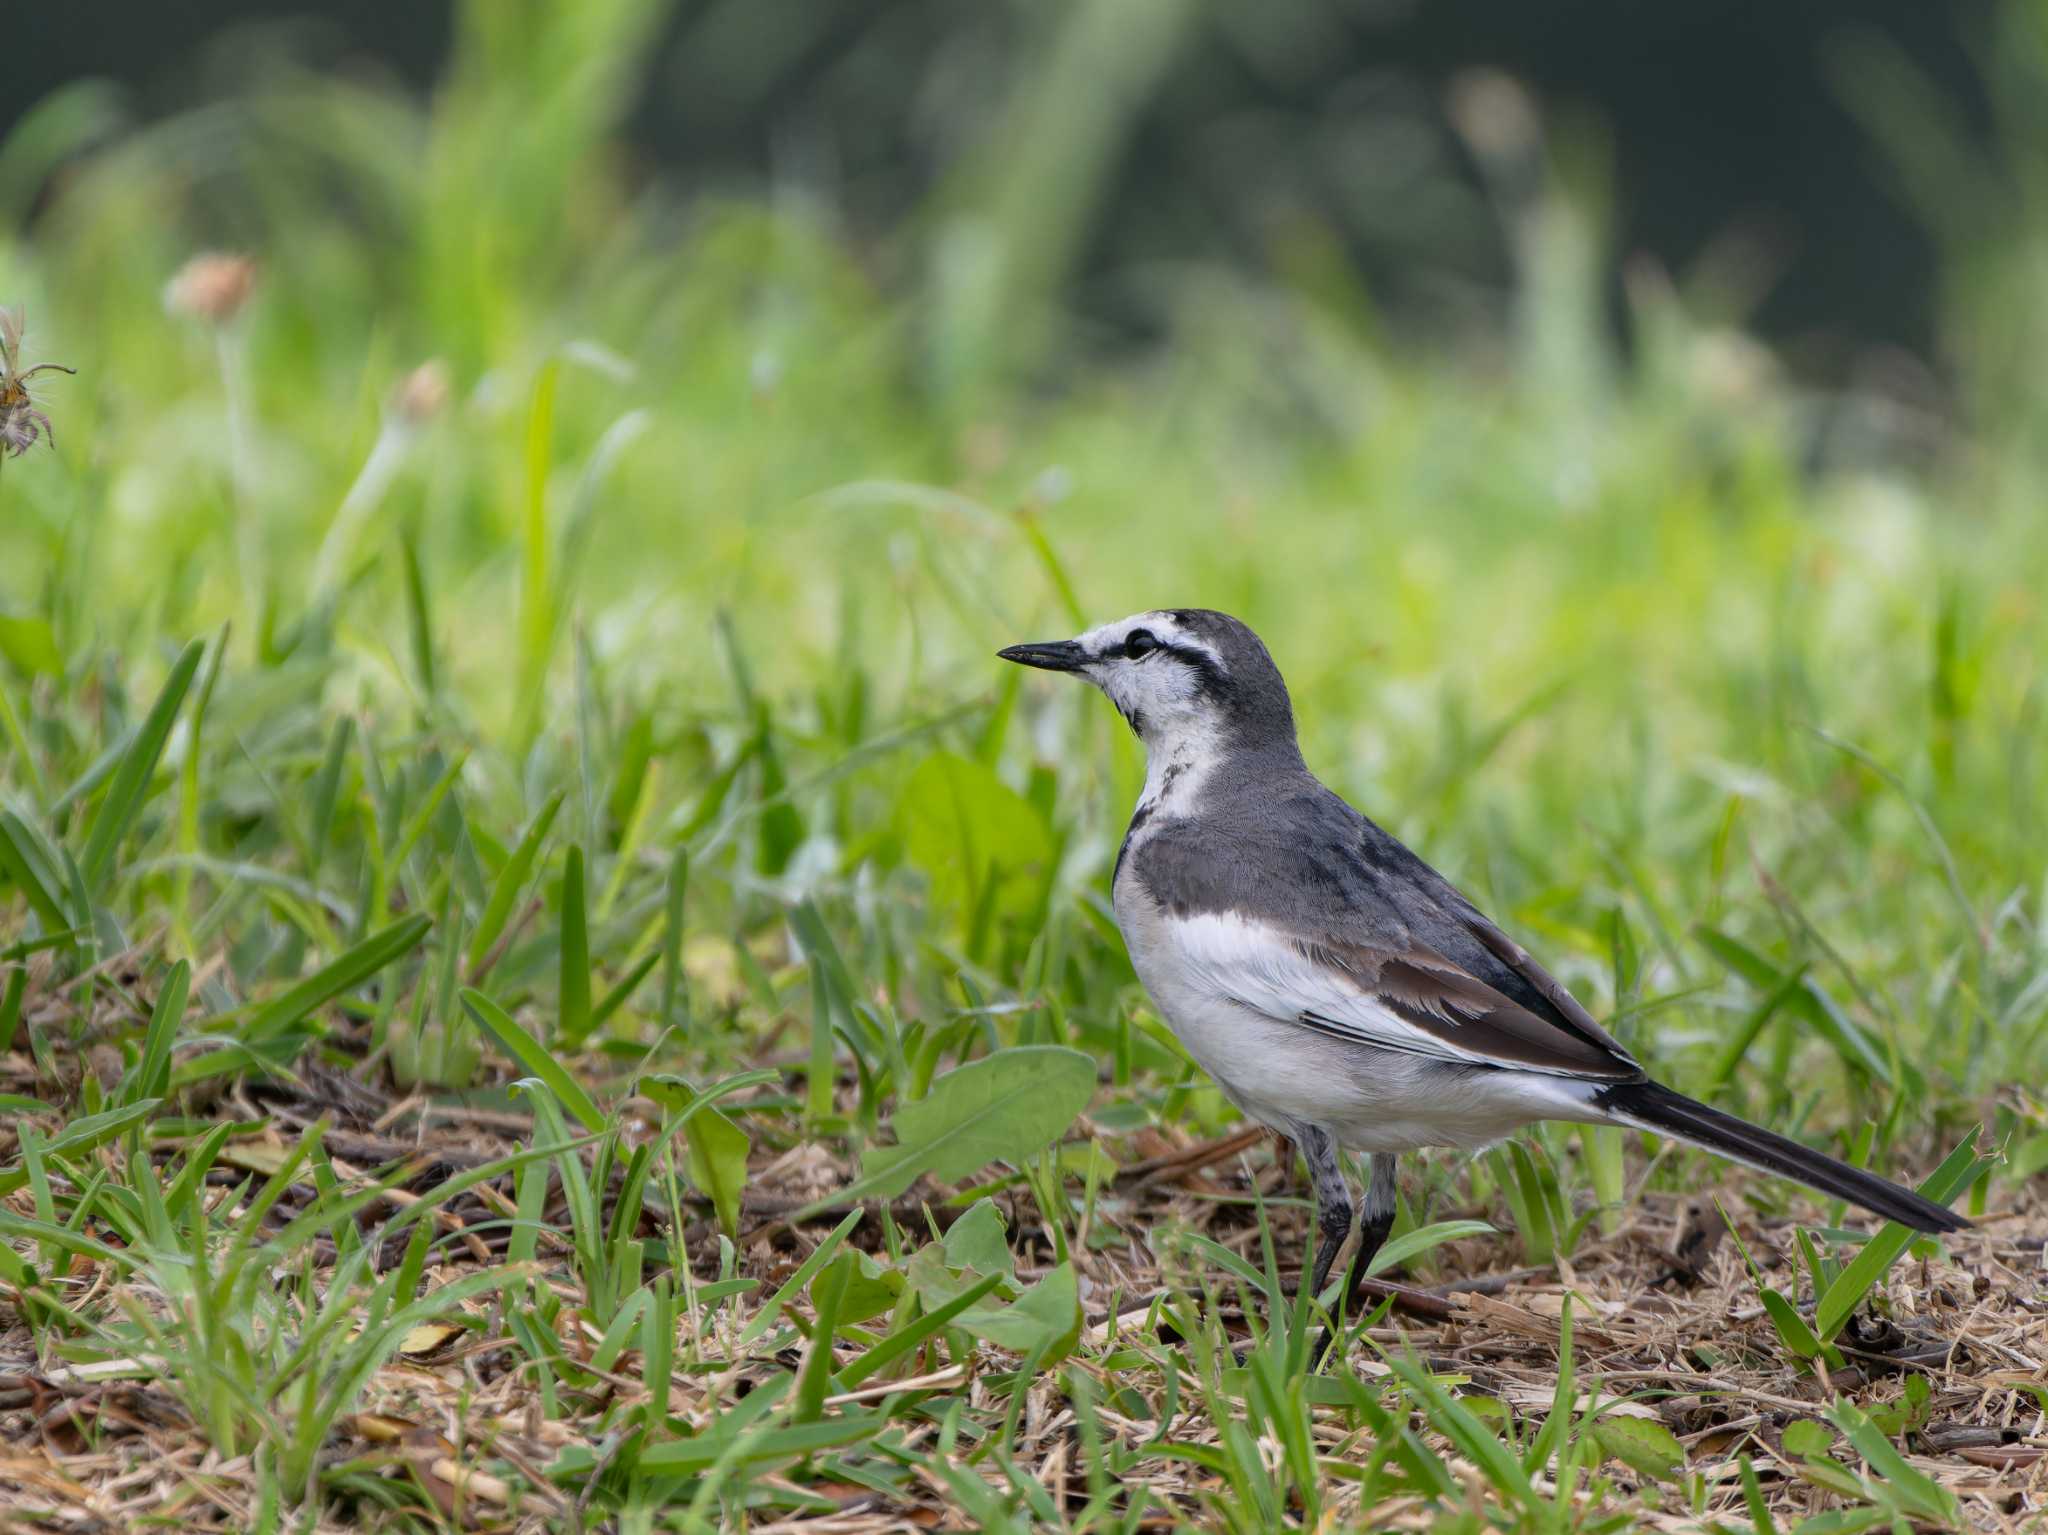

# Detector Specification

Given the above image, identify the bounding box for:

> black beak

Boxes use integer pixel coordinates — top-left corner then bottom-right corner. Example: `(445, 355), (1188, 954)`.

(997, 640), (1089, 673)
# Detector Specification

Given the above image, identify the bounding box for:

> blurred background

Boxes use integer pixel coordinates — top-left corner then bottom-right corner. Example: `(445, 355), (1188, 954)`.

(1, 0), (2045, 1097)
(0, 0), (2002, 362)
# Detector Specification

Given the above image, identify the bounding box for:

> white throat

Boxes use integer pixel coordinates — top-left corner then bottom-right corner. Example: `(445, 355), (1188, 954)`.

(1135, 727), (1218, 823)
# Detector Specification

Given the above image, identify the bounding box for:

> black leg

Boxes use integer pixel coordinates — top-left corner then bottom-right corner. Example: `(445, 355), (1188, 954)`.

(1315, 1152), (1400, 1369)
(1298, 1126), (1354, 1298)
(1299, 1127), (1360, 1370)
(1344, 1153), (1399, 1307)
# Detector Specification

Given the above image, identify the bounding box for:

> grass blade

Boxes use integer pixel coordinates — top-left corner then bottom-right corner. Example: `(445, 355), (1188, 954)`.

(467, 788), (563, 974)
(1813, 1129), (1984, 1341)
(242, 913), (433, 1043)
(0, 810), (68, 934)
(124, 959), (189, 1107)
(558, 844), (591, 1044)
(833, 1270), (1006, 1389)
(461, 986), (605, 1131)
(660, 844), (688, 1031)
(1363, 1219), (1494, 1279)
(737, 1209), (863, 1347)
(79, 637), (202, 896)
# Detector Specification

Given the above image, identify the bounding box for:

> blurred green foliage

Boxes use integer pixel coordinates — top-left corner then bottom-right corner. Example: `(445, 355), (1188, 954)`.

(0, 2), (2042, 1525)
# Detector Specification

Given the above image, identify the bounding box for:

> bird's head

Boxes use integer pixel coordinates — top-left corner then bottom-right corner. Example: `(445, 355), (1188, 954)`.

(999, 608), (1298, 757)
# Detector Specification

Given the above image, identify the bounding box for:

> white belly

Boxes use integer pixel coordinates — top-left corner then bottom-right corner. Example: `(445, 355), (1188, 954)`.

(1112, 870), (1590, 1153)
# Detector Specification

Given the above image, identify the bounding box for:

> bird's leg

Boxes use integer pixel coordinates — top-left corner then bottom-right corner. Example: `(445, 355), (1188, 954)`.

(1301, 1126), (1359, 1370)
(1298, 1126), (1354, 1299)
(1344, 1153), (1399, 1306)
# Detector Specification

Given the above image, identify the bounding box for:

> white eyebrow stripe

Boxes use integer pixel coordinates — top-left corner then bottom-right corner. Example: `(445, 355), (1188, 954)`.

(1078, 612), (1209, 655)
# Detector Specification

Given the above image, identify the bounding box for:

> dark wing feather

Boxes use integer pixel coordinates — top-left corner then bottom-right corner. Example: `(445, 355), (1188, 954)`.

(1299, 938), (1639, 1078)
(1456, 911), (1638, 1065)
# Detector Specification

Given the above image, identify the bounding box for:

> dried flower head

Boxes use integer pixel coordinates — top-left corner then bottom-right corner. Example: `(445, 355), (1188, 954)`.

(1447, 70), (1541, 164)
(0, 305), (75, 458)
(391, 359), (452, 426)
(164, 252), (258, 325)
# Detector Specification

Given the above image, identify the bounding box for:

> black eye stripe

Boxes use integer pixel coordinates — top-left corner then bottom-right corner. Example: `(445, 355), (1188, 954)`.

(1095, 628), (1222, 683)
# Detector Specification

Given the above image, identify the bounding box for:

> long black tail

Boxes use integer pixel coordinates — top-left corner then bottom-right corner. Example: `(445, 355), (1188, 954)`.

(1594, 1079), (1968, 1234)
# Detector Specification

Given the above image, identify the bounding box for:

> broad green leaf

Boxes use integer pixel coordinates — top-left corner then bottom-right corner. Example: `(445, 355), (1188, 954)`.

(959, 1260), (1080, 1360)
(683, 1101), (750, 1239)
(942, 1198), (1015, 1279)
(461, 987), (605, 1131)
(897, 751), (1054, 924)
(1590, 1415), (1685, 1482)
(1782, 1419), (1835, 1458)
(805, 1045), (1095, 1213)
(809, 1248), (903, 1327)
(902, 1202), (1020, 1316)
(904, 1240), (997, 1314)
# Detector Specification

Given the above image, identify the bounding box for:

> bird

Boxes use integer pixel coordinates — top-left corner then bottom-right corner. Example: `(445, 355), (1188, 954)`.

(998, 608), (1966, 1329)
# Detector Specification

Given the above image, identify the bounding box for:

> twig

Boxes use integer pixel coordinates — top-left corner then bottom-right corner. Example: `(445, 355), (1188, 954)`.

(1116, 1126), (1269, 1185)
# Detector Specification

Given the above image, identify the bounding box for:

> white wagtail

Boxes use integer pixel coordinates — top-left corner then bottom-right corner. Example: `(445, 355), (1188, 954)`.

(1000, 608), (1966, 1308)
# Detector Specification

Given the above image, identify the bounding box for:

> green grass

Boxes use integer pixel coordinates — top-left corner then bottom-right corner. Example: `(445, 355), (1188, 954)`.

(2, 4), (2044, 1531)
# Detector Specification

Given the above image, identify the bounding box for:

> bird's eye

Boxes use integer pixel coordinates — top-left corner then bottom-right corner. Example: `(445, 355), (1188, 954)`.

(1123, 629), (1158, 659)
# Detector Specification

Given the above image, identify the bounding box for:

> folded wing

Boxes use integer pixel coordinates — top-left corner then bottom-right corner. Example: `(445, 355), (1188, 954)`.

(1166, 908), (1640, 1080)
